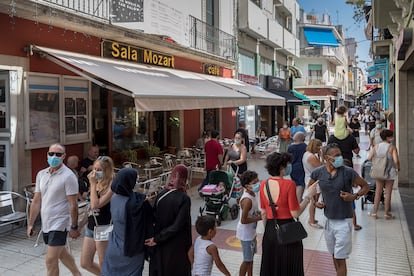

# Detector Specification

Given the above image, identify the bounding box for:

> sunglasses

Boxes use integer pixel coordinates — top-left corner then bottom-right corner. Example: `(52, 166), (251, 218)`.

(48, 152), (64, 157)
(97, 156), (110, 162)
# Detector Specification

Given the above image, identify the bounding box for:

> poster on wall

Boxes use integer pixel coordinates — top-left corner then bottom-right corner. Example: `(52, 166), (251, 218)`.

(65, 98), (75, 115)
(111, 0), (188, 47)
(28, 75), (60, 147)
(111, 0), (144, 22)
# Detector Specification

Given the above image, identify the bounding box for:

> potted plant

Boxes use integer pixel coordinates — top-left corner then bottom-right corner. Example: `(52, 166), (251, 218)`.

(145, 145), (161, 158)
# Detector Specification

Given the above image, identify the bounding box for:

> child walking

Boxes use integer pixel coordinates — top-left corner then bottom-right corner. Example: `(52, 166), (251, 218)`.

(237, 170), (262, 276)
(188, 215), (231, 276)
(334, 105), (350, 140)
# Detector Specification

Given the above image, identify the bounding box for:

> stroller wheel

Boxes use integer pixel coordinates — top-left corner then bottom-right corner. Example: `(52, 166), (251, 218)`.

(216, 214), (221, 226)
(361, 197), (365, 210)
(230, 204), (239, 220)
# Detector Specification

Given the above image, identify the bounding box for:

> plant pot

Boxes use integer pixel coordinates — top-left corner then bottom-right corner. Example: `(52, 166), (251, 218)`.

(168, 146), (176, 154)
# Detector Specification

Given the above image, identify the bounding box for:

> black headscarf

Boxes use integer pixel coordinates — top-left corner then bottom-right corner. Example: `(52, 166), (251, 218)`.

(111, 168), (150, 257)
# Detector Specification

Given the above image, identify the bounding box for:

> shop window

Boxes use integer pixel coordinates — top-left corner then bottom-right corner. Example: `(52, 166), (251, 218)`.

(112, 92), (150, 153)
(63, 77), (90, 143)
(25, 73), (91, 149)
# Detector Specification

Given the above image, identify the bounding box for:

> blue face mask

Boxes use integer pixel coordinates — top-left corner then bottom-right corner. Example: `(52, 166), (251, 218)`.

(95, 171), (104, 180)
(252, 182), (260, 193)
(47, 156), (62, 168)
(284, 164), (292, 176)
(332, 156), (344, 168)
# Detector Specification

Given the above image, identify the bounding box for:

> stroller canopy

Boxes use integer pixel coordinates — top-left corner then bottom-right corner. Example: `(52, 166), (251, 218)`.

(209, 170), (233, 190)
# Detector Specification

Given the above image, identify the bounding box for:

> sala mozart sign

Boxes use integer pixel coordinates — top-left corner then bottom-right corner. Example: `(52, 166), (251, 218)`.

(102, 41), (174, 68)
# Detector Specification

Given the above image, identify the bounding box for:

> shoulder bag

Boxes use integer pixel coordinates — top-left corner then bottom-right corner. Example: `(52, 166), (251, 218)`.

(370, 144), (391, 180)
(265, 180), (307, 245)
(93, 213), (113, 242)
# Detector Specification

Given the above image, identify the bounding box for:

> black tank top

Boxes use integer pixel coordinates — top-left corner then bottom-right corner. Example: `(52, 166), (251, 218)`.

(87, 191), (111, 230)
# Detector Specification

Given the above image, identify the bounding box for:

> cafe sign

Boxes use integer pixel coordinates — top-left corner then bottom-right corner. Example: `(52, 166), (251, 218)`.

(102, 40), (174, 68)
(204, 64), (220, 76)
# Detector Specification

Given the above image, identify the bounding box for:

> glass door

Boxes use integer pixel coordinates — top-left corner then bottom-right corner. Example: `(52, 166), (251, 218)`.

(0, 72), (11, 191)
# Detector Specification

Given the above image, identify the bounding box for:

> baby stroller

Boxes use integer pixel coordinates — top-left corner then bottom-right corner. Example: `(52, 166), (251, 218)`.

(199, 168), (241, 226)
(361, 159), (384, 210)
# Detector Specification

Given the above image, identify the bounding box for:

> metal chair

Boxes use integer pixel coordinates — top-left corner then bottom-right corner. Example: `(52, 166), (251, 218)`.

(0, 191), (30, 233)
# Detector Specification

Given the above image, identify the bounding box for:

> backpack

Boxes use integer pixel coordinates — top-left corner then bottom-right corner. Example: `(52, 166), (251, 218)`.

(370, 143), (391, 180)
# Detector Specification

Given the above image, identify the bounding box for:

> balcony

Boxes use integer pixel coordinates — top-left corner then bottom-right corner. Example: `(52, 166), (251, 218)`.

(300, 47), (345, 65)
(189, 15), (236, 60)
(239, 0), (268, 39)
(307, 77), (326, 86)
(372, 29), (393, 58)
(37, 0), (109, 21)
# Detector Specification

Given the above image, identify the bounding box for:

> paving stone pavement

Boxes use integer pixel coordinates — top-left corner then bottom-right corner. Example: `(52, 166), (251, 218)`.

(1, 131), (414, 275)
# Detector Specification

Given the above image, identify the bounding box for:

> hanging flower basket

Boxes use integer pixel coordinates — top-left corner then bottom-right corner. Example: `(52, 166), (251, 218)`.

(168, 116), (180, 128)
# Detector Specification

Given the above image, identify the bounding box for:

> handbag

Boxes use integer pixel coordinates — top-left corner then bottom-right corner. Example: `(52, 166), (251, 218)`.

(265, 180), (308, 245)
(370, 144), (390, 180)
(93, 213), (113, 242)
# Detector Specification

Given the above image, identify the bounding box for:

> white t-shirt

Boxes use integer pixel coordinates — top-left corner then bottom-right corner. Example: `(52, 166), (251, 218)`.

(236, 191), (259, 241)
(192, 236), (214, 276)
(35, 164), (78, 232)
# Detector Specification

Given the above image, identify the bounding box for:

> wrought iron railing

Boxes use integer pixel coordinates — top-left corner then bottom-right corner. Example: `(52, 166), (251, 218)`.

(189, 15), (236, 60)
(37, 0), (110, 20)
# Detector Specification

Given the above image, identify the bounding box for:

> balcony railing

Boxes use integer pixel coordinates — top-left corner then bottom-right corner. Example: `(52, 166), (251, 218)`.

(38, 0), (109, 20)
(307, 78), (326, 85)
(300, 47), (345, 65)
(189, 15), (236, 61)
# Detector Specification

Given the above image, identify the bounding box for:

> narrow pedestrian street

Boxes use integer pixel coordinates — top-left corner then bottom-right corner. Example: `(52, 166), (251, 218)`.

(0, 130), (413, 275)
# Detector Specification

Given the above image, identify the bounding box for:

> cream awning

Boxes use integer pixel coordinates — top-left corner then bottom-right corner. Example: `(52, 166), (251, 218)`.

(33, 46), (284, 111)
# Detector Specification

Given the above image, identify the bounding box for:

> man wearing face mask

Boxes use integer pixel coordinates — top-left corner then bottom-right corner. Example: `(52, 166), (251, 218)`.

(236, 170), (262, 276)
(310, 117), (329, 145)
(328, 131), (360, 168)
(308, 144), (369, 276)
(27, 143), (81, 276)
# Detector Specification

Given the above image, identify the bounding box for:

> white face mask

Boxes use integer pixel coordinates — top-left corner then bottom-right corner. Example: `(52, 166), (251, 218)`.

(95, 171), (104, 180)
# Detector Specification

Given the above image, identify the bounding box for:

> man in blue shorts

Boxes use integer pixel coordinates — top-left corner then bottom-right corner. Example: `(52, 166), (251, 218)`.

(308, 143), (369, 276)
(27, 143), (81, 276)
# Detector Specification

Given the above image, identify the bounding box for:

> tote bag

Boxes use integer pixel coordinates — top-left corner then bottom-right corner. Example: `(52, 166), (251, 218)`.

(370, 144), (390, 180)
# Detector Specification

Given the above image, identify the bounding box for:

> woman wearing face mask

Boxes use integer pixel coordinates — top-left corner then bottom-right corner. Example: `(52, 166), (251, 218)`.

(80, 156), (115, 275)
(237, 170), (262, 276)
(367, 129), (400, 219)
(369, 118), (385, 149)
(259, 152), (317, 275)
(224, 132), (248, 174)
(278, 121), (291, 153)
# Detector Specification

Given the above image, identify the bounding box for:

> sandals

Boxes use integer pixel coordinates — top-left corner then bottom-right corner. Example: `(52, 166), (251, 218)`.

(308, 221), (323, 229)
(368, 212), (377, 219)
(354, 225), (362, 231)
(384, 213), (394, 220)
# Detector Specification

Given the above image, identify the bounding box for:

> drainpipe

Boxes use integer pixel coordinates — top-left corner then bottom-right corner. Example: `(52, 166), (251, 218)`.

(256, 39), (261, 77)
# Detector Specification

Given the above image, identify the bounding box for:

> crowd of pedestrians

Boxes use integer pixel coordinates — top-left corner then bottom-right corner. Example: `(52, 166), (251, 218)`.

(25, 103), (400, 276)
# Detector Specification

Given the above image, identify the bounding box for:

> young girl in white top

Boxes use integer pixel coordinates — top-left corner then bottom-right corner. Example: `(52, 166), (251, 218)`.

(236, 170), (262, 276)
(188, 216), (230, 276)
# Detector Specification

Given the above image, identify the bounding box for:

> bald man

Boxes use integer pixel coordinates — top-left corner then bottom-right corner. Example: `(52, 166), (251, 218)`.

(66, 155), (79, 177)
